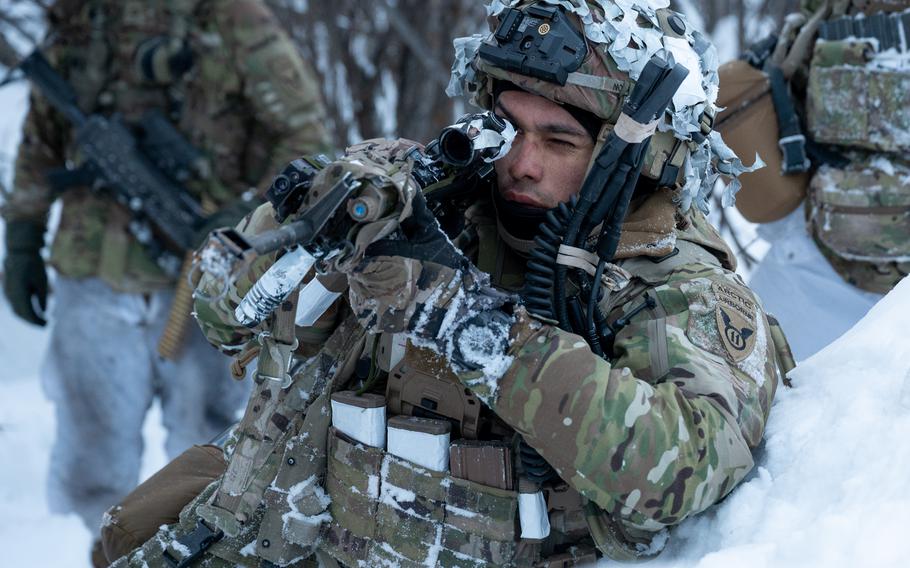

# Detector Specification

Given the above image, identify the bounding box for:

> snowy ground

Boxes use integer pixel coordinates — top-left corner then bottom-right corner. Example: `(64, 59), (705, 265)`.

(0, 301), (168, 568)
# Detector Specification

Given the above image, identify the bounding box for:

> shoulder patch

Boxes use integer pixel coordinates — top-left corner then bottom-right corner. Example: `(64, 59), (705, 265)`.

(712, 281), (757, 362)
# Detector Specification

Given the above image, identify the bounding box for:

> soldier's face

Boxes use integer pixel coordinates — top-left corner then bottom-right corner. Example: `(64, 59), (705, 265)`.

(493, 90), (595, 209)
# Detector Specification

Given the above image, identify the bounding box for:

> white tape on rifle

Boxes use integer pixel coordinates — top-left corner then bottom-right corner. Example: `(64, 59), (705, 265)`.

(235, 246), (315, 327)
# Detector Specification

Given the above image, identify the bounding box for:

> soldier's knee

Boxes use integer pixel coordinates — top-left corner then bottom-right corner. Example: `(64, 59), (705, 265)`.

(98, 444), (228, 563)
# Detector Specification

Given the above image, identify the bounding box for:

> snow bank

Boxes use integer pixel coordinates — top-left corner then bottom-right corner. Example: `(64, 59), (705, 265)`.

(649, 277), (910, 568)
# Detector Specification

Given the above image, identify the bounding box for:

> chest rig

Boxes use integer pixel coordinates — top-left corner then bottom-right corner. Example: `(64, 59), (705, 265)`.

(803, 7), (910, 293)
(155, 204), (797, 567)
(309, 217), (600, 567)
(163, 225), (598, 567)
(53, 0), (195, 129)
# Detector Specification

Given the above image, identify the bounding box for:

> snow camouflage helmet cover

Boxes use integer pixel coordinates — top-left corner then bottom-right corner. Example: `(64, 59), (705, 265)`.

(447, 0), (764, 213)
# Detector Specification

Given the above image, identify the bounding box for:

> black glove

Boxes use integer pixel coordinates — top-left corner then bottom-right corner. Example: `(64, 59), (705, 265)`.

(3, 220), (48, 326)
(363, 189), (470, 271)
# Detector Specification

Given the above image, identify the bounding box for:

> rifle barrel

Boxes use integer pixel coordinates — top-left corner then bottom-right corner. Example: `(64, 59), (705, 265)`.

(18, 50), (86, 127)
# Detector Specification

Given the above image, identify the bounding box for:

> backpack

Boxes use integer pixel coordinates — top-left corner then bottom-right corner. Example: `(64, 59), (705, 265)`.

(717, 8), (910, 292)
(715, 59), (810, 223)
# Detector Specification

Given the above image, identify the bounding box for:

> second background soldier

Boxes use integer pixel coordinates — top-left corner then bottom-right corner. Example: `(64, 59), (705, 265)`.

(0, 1), (331, 565)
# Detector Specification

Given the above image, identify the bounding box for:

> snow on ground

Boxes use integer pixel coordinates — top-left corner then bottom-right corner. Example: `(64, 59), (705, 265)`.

(652, 277), (909, 568)
(0, 298), (167, 568)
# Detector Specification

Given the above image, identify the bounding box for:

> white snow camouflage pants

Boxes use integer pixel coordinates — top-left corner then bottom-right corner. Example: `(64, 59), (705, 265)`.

(41, 277), (249, 532)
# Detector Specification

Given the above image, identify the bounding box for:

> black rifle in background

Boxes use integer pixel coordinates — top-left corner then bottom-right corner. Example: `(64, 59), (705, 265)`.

(18, 49), (209, 277)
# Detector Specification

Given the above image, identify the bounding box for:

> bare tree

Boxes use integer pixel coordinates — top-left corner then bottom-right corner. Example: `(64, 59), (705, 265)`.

(694, 0), (800, 54)
(266, 0), (486, 149)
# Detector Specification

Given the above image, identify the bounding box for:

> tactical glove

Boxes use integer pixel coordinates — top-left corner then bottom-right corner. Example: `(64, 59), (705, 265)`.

(3, 220), (48, 326)
(347, 190), (514, 372)
(303, 142), (515, 372)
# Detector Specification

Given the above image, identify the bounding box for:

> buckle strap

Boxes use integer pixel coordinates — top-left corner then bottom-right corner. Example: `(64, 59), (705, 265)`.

(768, 66), (810, 174)
(162, 519), (224, 568)
(778, 134), (810, 174)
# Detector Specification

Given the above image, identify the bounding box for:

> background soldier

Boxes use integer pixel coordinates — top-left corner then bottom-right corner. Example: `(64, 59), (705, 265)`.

(0, 0), (330, 565)
(106, 1), (793, 566)
(715, 0), (910, 360)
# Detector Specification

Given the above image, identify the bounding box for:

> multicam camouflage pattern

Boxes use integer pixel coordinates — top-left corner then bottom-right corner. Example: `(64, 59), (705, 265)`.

(787, 9), (910, 293)
(470, 24), (631, 124)
(320, 427), (529, 567)
(111, 479), (267, 568)
(808, 157), (910, 264)
(808, 153), (910, 295)
(495, 257), (779, 557)
(813, 238), (909, 295)
(114, 128), (789, 566)
(348, 256), (486, 338)
(461, 200), (785, 559)
(803, 97), (910, 294)
(2, 0), (330, 293)
(806, 40), (910, 154)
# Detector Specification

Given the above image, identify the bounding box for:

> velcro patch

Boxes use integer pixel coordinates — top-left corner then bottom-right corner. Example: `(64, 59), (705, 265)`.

(712, 281), (757, 362)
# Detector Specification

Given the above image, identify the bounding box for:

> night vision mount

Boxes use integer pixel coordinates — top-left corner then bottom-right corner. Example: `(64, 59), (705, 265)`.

(478, 5), (588, 85)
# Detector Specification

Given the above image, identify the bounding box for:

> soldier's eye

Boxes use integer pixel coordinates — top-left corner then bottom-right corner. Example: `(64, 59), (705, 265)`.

(549, 138), (576, 149)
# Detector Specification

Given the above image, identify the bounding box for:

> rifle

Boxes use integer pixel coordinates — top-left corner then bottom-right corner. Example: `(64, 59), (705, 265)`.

(197, 111), (516, 328)
(17, 49), (209, 277)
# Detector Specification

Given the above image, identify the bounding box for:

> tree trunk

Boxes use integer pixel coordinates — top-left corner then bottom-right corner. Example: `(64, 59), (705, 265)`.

(266, 0), (485, 150)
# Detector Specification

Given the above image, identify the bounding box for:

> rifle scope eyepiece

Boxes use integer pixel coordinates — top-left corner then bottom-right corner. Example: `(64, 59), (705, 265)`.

(438, 112), (512, 167)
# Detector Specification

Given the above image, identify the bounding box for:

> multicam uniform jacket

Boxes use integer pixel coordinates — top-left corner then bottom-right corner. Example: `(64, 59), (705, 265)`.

(118, 151), (793, 566)
(458, 188), (793, 558)
(1, 0), (330, 292)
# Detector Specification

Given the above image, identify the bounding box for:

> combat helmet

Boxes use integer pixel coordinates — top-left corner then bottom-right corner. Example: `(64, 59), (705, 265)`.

(448, 0), (761, 213)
